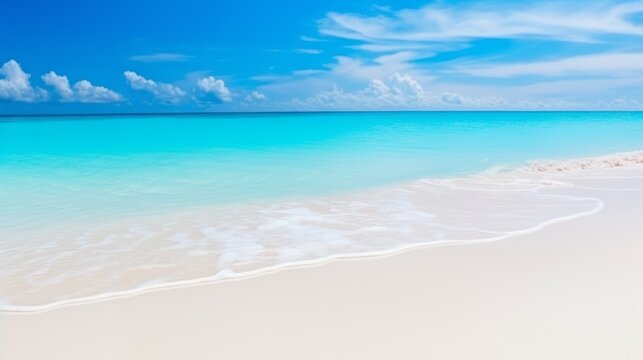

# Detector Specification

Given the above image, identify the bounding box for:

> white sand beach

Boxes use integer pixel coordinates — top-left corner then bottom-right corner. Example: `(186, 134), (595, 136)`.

(6, 0), (643, 357)
(2, 165), (643, 359)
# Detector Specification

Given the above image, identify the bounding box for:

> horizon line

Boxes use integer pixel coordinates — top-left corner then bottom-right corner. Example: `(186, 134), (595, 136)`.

(2, 109), (643, 118)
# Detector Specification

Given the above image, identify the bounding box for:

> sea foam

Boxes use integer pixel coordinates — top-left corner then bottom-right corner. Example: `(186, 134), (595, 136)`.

(523, 151), (643, 173)
(4, 151), (642, 312)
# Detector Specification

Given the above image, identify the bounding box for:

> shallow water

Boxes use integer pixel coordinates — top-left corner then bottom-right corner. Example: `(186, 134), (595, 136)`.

(1, 112), (643, 310)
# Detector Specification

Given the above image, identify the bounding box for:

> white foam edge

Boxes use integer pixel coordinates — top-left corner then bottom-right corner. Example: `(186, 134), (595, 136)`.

(6, 149), (643, 314)
(1, 195), (604, 315)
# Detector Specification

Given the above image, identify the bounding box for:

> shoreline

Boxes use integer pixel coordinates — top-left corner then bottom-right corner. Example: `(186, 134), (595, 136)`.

(3, 151), (643, 313)
(3, 166), (642, 359)
(0, 197), (604, 315)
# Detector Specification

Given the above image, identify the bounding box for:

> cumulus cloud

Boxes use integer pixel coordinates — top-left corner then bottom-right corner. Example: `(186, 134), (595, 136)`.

(42, 71), (122, 103)
(283, 80), (603, 110)
(278, 72), (515, 110)
(244, 91), (268, 102)
(196, 76), (232, 102)
(41, 72), (74, 100)
(0, 60), (48, 102)
(124, 71), (186, 104)
(286, 72), (428, 109)
(281, 80), (639, 110)
(72, 80), (123, 103)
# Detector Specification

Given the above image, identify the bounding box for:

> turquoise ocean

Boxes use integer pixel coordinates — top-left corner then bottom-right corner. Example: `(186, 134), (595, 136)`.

(2, 111), (643, 310)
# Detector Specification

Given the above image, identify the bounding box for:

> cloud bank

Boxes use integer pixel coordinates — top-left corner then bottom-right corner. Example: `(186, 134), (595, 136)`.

(282, 72), (506, 110)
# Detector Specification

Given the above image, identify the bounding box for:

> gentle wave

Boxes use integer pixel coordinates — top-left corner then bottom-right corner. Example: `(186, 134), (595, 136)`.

(0, 203), (604, 314)
(2, 151), (642, 313)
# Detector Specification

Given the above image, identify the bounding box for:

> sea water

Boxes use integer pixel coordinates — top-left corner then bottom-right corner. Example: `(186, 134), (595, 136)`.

(1, 112), (643, 310)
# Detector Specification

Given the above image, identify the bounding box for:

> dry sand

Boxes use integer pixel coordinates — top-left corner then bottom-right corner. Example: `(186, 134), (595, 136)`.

(2, 169), (643, 360)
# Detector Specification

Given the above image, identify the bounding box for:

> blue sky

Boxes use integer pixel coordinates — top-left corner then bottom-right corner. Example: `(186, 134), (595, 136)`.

(2, 0), (643, 113)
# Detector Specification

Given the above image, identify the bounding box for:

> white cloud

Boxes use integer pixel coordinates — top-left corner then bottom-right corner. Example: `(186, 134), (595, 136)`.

(440, 91), (465, 105)
(320, 2), (643, 47)
(304, 2), (643, 108)
(124, 71), (186, 104)
(72, 80), (123, 103)
(196, 76), (232, 102)
(252, 52), (438, 107)
(244, 91), (268, 102)
(0, 60), (48, 103)
(42, 71), (122, 103)
(129, 53), (191, 62)
(282, 77), (629, 110)
(286, 72), (429, 110)
(328, 52), (430, 82)
(458, 52), (643, 77)
(276, 72), (531, 110)
(41, 71), (74, 101)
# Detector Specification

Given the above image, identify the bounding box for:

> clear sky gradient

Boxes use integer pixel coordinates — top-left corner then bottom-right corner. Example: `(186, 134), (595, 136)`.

(2, 0), (643, 113)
